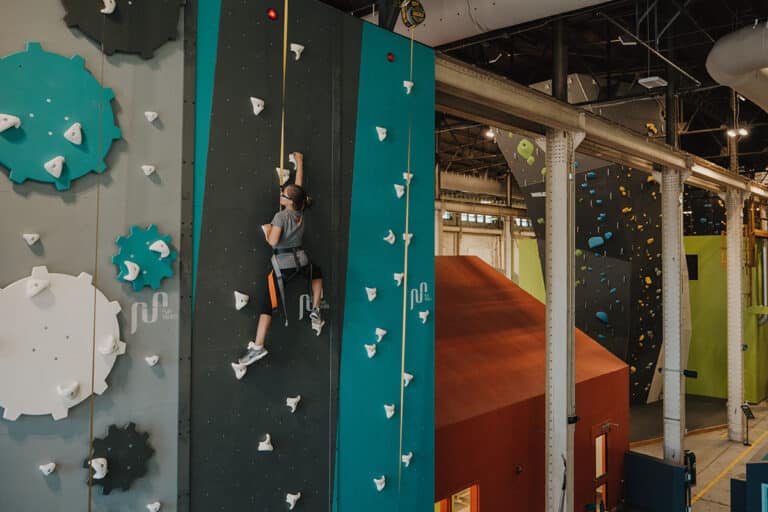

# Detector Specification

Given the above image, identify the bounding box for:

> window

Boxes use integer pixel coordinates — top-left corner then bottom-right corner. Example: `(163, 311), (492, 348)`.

(595, 434), (607, 479)
(436, 484), (479, 512)
(595, 484), (607, 511)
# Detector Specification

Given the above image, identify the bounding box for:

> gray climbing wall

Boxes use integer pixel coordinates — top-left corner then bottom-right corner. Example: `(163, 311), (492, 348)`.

(0, 0), (184, 509)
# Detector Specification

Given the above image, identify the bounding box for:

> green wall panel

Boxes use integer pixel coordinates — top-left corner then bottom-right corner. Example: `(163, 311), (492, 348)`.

(516, 238), (545, 303)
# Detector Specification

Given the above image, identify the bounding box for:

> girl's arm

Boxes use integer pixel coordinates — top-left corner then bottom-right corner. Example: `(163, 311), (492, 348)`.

(262, 224), (283, 247)
(293, 152), (304, 187)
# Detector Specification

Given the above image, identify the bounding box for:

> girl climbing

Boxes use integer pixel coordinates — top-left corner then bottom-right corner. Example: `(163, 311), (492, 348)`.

(239, 152), (325, 365)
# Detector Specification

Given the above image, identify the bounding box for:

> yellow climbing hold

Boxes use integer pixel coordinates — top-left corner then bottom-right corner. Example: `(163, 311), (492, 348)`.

(644, 276), (652, 285)
(646, 175), (655, 183)
(646, 238), (654, 245)
(639, 334), (645, 341)
(630, 366), (637, 374)
(622, 207), (632, 214)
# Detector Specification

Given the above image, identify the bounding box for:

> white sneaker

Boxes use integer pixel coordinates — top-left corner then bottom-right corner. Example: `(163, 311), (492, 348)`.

(238, 342), (268, 365)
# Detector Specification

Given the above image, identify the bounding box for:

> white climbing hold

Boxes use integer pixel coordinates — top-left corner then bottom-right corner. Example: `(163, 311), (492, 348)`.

(141, 164), (156, 176)
(22, 233), (40, 246)
(234, 291), (249, 311)
(100, 0), (116, 14)
(403, 80), (414, 94)
(44, 156), (65, 179)
(402, 451), (413, 467)
(286, 492), (302, 510)
(26, 277), (50, 298)
(418, 310), (430, 324)
(403, 372), (414, 387)
(286, 395), (301, 413)
(98, 334), (126, 356)
(376, 126), (387, 141)
(146, 502), (162, 512)
(276, 167), (290, 186)
(402, 233), (413, 246)
(144, 355), (160, 367)
(57, 382), (79, 400)
(250, 97), (265, 116)
(39, 462), (56, 476)
(290, 43), (305, 61)
(373, 475), (386, 492)
(149, 240), (170, 259)
(383, 229), (396, 245)
(90, 458), (108, 479)
(402, 172), (413, 184)
(384, 404), (396, 419)
(0, 113), (21, 132)
(394, 184), (405, 198)
(63, 122), (82, 145)
(258, 434), (274, 452)
(231, 362), (247, 380)
(122, 261), (141, 282)
(393, 273), (404, 287)
(144, 111), (159, 123)
(375, 328), (387, 343)
(365, 344), (377, 359)
(365, 287), (377, 302)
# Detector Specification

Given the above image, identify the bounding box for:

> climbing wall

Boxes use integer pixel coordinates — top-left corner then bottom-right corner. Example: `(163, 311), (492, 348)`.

(684, 186), (726, 235)
(334, 23), (435, 512)
(499, 132), (664, 404)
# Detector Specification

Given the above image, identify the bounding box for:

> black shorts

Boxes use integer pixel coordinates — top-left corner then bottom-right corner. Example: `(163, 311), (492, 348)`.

(259, 263), (323, 315)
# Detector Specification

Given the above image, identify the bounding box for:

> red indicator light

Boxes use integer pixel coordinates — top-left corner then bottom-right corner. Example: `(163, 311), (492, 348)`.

(267, 8), (279, 20)
(387, 52), (395, 62)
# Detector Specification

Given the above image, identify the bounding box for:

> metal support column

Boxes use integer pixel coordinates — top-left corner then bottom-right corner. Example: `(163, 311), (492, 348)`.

(727, 189), (745, 441)
(504, 215), (513, 279)
(539, 129), (583, 512)
(553, 19), (568, 103)
(662, 166), (684, 463)
(435, 208), (443, 256)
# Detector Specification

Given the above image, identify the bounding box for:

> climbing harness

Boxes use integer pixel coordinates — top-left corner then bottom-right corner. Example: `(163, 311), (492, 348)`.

(270, 247), (315, 326)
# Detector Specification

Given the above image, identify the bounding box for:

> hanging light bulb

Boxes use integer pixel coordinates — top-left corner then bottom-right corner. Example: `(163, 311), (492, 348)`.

(738, 127), (749, 136)
(727, 129), (737, 138)
(484, 127), (495, 139)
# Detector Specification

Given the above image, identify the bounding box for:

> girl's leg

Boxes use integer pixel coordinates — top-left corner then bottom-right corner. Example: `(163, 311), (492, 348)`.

(254, 313), (272, 347)
(312, 278), (323, 309)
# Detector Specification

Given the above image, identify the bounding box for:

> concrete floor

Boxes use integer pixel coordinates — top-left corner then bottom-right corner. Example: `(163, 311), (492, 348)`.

(631, 401), (768, 511)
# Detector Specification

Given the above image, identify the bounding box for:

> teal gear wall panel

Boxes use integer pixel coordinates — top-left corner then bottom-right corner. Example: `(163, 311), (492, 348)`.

(0, 42), (121, 190)
(112, 224), (177, 291)
(335, 23), (435, 511)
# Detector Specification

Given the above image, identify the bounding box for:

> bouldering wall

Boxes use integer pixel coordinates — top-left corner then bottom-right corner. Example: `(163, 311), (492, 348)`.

(0, 0), (185, 510)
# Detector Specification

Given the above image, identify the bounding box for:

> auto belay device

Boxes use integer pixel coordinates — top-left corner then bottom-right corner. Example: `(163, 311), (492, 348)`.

(400, 0), (426, 28)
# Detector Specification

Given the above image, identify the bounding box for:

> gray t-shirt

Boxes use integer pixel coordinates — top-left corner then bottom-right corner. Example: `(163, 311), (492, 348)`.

(271, 208), (305, 249)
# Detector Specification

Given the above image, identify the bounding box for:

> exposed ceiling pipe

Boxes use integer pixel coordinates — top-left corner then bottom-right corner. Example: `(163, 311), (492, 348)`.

(706, 22), (768, 114)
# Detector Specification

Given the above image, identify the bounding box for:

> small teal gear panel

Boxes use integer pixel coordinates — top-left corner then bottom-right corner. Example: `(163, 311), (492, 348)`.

(0, 42), (121, 190)
(112, 225), (177, 291)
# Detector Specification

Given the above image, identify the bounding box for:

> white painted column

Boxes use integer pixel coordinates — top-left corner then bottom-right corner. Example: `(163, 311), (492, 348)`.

(661, 167), (684, 463)
(504, 215), (513, 279)
(540, 129), (583, 512)
(726, 189), (745, 442)
(435, 208), (443, 256)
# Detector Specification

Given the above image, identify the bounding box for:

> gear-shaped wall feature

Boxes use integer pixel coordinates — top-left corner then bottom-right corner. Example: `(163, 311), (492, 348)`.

(0, 42), (121, 191)
(0, 266), (124, 421)
(61, 0), (184, 59)
(84, 422), (155, 494)
(112, 224), (177, 291)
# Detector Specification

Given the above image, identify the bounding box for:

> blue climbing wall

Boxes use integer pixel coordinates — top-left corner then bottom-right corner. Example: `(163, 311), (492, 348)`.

(335, 23), (435, 511)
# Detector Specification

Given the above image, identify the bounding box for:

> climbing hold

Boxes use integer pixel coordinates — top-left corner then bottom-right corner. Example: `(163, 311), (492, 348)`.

(604, 232), (613, 240)
(148, 240), (170, 259)
(587, 171), (597, 179)
(384, 404), (395, 418)
(588, 236), (604, 249)
(365, 344), (377, 359)
(630, 366), (637, 374)
(89, 458), (108, 480)
(383, 229), (396, 245)
(141, 164), (156, 176)
(596, 199), (603, 205)
(250, 97), (264, 116)
(84, 423), (153, 494)
(39, 462), (57, 476)
(609, 288), (617, 295)
(365, 287), (377, 302)
(231, 362), (247, 380)
(403, 232), (413, 246)
(286, 395), (301, 413)
(597, 213), (607, 222)
(25, 276), (50, 297)
(595, 311), (609, 324)
(373, 475), (386, 492)
(100, 0), (116, 15)
(393, 273), (404, 287)
(286, 492), (302, 510)
(113, 225), (177, 290)
(517, 139), (535, 165)
(402, 172), (413, 184)
(375, 328), (387, 343)
(234, 291), (249, 311)
(402, 452), (413, 467)
(376, 126), (387, 141)
(57, 382), (80, 400)
(0, 113), (21, 132)
(144, 111), (159, 123)
(275, 167), (291, 186)
(537, 218), (544, 225)
(289, 43), (304, 61)
(403, 80), (414, 94)
(403, 372), (414, 387)
(541, 167), (547, 177)
(144, 355), (159, 367)
(258, 434), (274, 452)
(44, 156), (65, 179)
(646, 238), (654, 245)
(644, 276), (652, 285)
(387, 51), (395, 62)
(419, 310), (430, 324)
(22, 233), (40, 246)
(575, 249), (583, 257)
(394, 184), (405, 198)
(98, 334), (126, 356)
(589, 189), (596, 196)
(622, 207), (632, 214)
(146, 502), (161, 512)
(580, 183), (588, 190)
(63, 122), (82, 145)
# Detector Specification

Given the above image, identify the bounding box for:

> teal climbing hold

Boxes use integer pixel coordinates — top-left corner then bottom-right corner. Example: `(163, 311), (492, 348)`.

(580, 182), (588, 189)
(589, 189), (596, 195)
(595, 311), (609, 323)
(597, 213), (607, 221)
(609, 287), (617, 294)
(604, 231), (614, 240)
(588, 236), (604, 249)
(0, 42), (121, 190)
(596, 199), (603, 205)
(112, 224), (177, 291)
(597, 334), (606, 341)
(586, 171), (596, 179)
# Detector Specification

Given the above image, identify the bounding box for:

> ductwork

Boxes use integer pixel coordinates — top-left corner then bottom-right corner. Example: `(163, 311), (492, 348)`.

(706, 23), (768, 113)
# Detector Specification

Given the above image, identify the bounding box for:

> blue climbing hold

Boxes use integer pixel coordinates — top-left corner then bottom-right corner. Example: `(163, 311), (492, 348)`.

(595, 311), (609, 323)
(587, 171), (597, 179)
(589, 189), (596, 195)
(596, 199), (603, 205)
(700, 218), (708, 224)
(580, 182), (588, 189)
(597, 334), (607, 341)
(615, 299), (621, 304)
(0, 42), (121, 190)
(588, 236), (604, 249)
(609, 287), (617, 295)
(604, 231), (613, 240)
(597, 213), (607, 221)
(112, 224), (177, 291)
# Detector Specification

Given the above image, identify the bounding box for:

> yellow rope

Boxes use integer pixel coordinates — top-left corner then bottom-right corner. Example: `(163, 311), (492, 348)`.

(278, 0), (289, 196)
(398, 26), (416, 490)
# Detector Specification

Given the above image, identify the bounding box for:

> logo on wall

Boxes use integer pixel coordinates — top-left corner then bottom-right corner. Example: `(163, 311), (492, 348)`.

(298, 293), (330, 321)
(410, 281), (431, 311)
(130, 292), (177, 334)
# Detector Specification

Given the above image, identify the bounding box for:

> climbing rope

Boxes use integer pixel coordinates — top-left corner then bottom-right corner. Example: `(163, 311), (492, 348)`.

(397, 25), (416, 489)
(278, 0), (289, 194)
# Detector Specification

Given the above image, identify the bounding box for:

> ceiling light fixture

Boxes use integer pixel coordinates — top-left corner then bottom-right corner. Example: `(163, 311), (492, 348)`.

(638, 76), (668, 89)
(738, 127), (749, 136)
(484, 128), (495, 139)
(727, 129), (737, 138)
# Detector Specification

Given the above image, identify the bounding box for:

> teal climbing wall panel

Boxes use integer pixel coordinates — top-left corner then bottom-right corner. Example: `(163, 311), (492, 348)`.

(335, 23), (435, 511)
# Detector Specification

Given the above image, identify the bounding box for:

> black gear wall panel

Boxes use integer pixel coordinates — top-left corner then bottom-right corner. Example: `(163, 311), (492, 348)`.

(190, 1), (361, 510)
